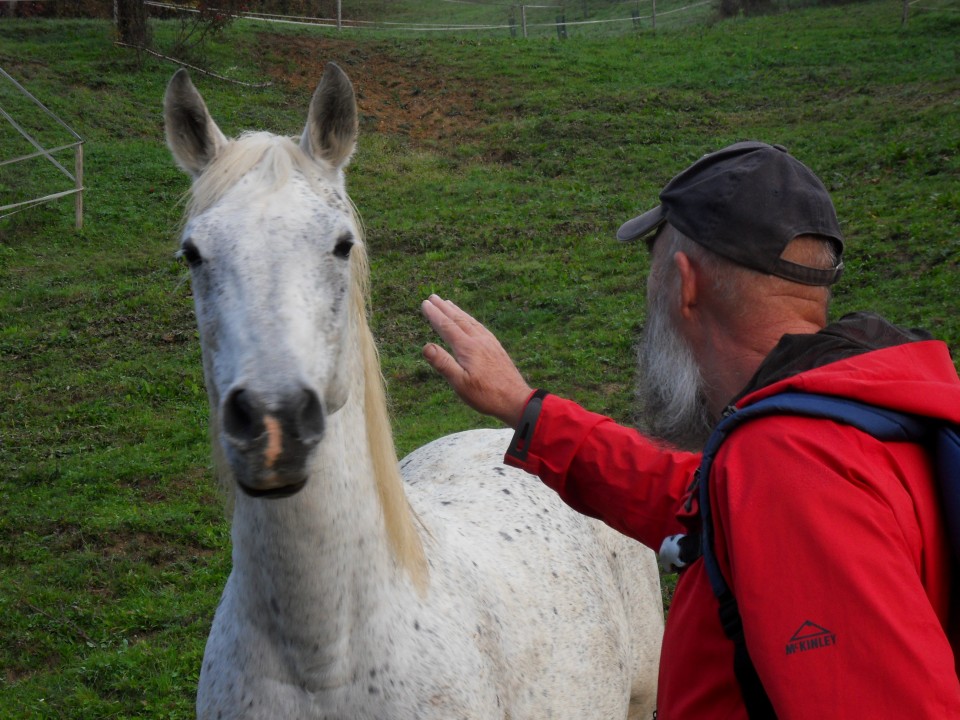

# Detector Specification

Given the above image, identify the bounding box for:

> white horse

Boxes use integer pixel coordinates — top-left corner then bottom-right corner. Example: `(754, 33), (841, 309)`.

(164, 62), (663, 720)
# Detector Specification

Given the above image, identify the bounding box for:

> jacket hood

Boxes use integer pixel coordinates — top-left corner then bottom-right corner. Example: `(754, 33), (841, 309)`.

(737, 312), (960, 424)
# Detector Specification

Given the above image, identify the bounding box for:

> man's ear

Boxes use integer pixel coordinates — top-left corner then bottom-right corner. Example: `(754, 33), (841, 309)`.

(674, 251), (699, 321)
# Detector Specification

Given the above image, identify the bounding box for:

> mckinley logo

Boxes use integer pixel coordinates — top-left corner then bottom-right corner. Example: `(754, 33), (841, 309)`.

(785, 621), (837, 656)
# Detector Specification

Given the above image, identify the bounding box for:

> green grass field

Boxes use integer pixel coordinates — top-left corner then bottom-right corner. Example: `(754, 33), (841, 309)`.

(1, 3), (958, 716)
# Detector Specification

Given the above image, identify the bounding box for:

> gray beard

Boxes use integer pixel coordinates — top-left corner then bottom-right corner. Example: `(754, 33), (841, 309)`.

(635, 297), (713, 451)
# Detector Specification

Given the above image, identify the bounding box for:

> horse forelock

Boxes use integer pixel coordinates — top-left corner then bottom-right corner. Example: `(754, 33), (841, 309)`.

(185, 131), (346, 221)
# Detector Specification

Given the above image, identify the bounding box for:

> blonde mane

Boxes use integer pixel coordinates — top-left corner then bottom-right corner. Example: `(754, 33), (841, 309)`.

(189, 134), (428, 591)
(351, 238), (430, 593)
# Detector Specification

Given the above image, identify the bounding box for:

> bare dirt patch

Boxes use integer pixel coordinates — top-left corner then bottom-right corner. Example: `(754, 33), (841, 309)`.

(253, 34), (490, 145)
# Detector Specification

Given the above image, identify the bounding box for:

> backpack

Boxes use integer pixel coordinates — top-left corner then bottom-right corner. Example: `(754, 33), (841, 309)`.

(659, 391), (960, 719)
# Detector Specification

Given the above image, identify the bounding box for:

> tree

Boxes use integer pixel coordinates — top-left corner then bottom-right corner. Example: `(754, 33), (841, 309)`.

(114, 0), (151, 48)
(170, 1), (248, 61)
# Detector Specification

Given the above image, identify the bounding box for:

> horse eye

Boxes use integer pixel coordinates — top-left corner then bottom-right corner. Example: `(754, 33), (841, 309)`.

(179, 240), (203, 267)
(332, 233), (354, 260)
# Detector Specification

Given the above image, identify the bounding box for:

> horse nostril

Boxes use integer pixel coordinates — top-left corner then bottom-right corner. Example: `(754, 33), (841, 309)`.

(296, 388), (324, 445)
(222, 386), (323, 451)
(223, 388), (263, 446)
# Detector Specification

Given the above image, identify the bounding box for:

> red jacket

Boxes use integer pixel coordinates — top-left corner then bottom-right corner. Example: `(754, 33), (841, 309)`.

(505, 331), (960, 717)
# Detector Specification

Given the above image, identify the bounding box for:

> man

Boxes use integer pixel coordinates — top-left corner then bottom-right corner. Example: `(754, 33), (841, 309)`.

(421, 141), (960, 717)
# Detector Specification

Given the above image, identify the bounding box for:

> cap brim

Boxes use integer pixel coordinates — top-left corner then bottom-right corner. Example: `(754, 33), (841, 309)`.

(616, 205), (666, 242)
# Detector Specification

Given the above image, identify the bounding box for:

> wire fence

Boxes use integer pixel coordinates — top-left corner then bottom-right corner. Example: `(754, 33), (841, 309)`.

(143, 0), (717, 38)
(10, 0), (953, 39)
(0, 66), (84, 228)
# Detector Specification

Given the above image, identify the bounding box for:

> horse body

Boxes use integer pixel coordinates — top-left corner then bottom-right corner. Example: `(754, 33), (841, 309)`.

(165, 63), (662, 720)
(400, 429), (662, 718)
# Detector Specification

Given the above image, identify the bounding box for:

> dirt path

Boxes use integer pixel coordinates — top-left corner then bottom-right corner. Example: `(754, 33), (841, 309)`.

(254, 34), (490, 145)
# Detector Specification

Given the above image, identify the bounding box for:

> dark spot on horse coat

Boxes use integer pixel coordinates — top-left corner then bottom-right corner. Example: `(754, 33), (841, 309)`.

(501, 487), (511, 494)
(500, 531), (513, 542)
(494, 466), (506, 476)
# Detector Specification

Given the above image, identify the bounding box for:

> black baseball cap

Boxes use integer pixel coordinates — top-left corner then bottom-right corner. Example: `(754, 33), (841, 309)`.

(617, 141), (844, 286)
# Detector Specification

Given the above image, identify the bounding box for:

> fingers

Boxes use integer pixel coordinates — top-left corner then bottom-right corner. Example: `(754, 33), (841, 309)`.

(420, 295), (481, 393)
(420, 294), (480, 345)
(422, 341), (463, 388)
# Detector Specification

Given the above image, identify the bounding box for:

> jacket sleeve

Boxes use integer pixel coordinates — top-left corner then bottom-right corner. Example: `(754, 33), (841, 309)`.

(503, 392), (699, 551)
(712, 415), (960, 717)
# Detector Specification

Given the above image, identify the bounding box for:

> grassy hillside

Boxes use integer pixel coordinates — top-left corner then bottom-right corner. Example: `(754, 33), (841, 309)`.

(1, 4), (957, 716)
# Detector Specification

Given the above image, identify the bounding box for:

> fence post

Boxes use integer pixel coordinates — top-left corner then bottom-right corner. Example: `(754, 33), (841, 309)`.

(75, 142), (84, 230)
(631, 7), (640, 29)
(652, 0), (656, 29)
(509, 11), (517, 37)
(556, 14), (567, 39)
(521, 5), (527, 38)
(337, 0), (342, 31)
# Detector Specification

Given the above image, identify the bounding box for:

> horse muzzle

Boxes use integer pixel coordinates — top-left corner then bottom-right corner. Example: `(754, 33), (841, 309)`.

(220, 385), (325, 499)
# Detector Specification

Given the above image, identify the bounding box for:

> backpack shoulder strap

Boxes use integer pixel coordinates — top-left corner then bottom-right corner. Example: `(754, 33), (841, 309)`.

(697, 392), (929, 719)
(726, 392), (929, 440)
(935, 425), (960, 557)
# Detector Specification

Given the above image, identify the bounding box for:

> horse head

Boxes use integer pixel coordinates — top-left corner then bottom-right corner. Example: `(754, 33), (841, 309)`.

(165, 63), (360, 499)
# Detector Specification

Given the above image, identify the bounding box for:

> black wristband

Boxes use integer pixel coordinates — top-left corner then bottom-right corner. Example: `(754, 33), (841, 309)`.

(506, 389), (549, 462)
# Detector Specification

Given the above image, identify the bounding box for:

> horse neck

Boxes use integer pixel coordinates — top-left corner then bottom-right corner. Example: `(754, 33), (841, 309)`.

(230, 392), (393, 583)
(225, 309), (426, 639)
(227, 402), (393, 669)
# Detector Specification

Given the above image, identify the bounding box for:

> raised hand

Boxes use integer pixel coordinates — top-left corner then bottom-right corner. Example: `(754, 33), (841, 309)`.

(421, 294), (533, 428)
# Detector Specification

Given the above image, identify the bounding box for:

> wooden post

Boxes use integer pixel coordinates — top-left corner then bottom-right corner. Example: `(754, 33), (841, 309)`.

(652, 0), (656, 29)
(521, 5), (527, 38)
(901, 0), (909, 25)
(337, 0), (342, 31)
(75, 143), (83, 230)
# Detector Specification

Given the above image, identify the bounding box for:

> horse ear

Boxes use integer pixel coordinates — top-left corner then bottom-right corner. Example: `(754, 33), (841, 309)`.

(301, 62), (358, 169)
(164, 68), (228, 178)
